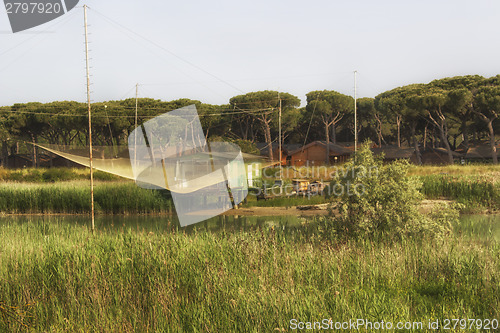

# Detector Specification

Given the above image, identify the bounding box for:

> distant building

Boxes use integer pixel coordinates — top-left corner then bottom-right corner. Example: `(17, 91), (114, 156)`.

(287, 141), (351, 166)
(50, 156), (85, 168)
(4, 154), (32, 168)
(371, 146), (415, 162)
(256, 142), (302, 165)
(419, 148), (463, 165)
(2, 153), (83, 169)
(372, 146), (464, 165)
(465, 144), (500, 162)
(337, 142), (378, 152)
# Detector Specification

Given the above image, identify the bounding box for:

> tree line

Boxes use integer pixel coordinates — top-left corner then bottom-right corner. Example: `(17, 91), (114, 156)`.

(0, 75), (498, 165)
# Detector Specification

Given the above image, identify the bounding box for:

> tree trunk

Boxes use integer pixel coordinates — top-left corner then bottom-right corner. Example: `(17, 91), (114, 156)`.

(423, 124), (428, 151)
(1, 141), (8, 168)
(325, 124), (330, 165)
(428, 111), (453, 164)
(462, 120), (469, 150)
(31, 134), (37, 167)
(475, 111), (498, 165)
(396, 115), (401, 148)
(331, 123), (336, 144)
(439, 123), (454, 164)
(374, 114), (383, 147)
(411, 123), (422, 165)
(487, 124), (498, 164)
(486, 119), (498, 164)
(452, 135), (458, 151)
(264, 121), (273, 162)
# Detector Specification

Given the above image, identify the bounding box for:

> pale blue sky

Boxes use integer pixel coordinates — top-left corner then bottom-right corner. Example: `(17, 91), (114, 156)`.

(1, 0), (499, 107)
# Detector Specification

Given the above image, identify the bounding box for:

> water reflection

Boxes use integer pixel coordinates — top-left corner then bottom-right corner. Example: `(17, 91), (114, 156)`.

(0, 214), (309, 234)
(454, 214), (500, 241)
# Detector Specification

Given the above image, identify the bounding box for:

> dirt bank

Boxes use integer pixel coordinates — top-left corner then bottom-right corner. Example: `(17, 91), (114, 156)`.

(224, 199), (454, 217)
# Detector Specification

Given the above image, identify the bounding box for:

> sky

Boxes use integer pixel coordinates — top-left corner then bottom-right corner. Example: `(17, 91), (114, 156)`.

(1, 0), (500, 107)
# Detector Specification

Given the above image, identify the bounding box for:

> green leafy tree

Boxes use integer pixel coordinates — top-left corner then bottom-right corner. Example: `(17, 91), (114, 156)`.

(417, 88), (455, 164)
(374, 88), (406, 147)
(0, 107), (10, 167)
(356, 97), (385, 146)
(306, 90), (353, 164)
(474, 80), (500, 164)
(404, 84), (434, 165)
(429, 75), (484, 149)
(229, 91), (300, 161)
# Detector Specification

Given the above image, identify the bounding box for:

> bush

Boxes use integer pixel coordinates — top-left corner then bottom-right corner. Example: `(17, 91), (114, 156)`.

(330, 142), (454, 238)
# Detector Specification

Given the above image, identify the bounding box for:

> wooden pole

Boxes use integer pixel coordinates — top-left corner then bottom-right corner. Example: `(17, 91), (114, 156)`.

(354, 70), (357, 152)
(134, 83), (138, 169)
(278, 93), (282, 192)
(84, 5), (95, 233)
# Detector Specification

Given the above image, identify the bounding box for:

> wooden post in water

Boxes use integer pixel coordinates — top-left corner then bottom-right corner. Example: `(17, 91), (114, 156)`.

(84, 5), (95, 233)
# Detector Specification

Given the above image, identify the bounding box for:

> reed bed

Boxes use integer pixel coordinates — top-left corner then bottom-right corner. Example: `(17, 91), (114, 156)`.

(0, 181), (173, 214)
(420, 175), (500, 212)
(408, 164), (500, 177)
(0, 165), (498, 214)
(0, 217), (498, 331)
(0, 167), (120, 183)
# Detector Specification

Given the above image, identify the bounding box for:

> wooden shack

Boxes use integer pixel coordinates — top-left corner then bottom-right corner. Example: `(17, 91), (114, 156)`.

(419, 148), (463, 165)
(287, 141), (351, 166)
(371, 146), (415, 163)
(465, 144), (499, 162)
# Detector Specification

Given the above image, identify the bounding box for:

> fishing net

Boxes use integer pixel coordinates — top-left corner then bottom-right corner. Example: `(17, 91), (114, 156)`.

(36, 105), (266, 226)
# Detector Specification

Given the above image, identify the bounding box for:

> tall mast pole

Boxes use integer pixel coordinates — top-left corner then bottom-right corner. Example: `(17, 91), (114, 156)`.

(134, 83), (138, 168)
(278, 93), (282, 192)
(84, 5), (95, 233)
(354, 70), (357, 152)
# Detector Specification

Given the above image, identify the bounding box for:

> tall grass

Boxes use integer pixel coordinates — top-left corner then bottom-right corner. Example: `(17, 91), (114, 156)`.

(420, 175), (500, 212)
(409, 164), (500, 176)
(0, 181), (173, 214)
(0, 167), (121, 182)
(0, 217), (498, 331)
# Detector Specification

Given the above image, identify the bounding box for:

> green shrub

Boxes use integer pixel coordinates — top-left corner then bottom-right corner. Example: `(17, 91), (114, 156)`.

(41, 167), (74, 182)
(330, 142), (454, 238)
(92, 170), (121, 181)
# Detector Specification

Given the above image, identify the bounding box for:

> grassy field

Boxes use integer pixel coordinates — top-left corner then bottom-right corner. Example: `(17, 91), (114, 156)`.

(407, 164), (500, 176)
(0, 217), (498, 332)
(0, 164), (499, 331)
